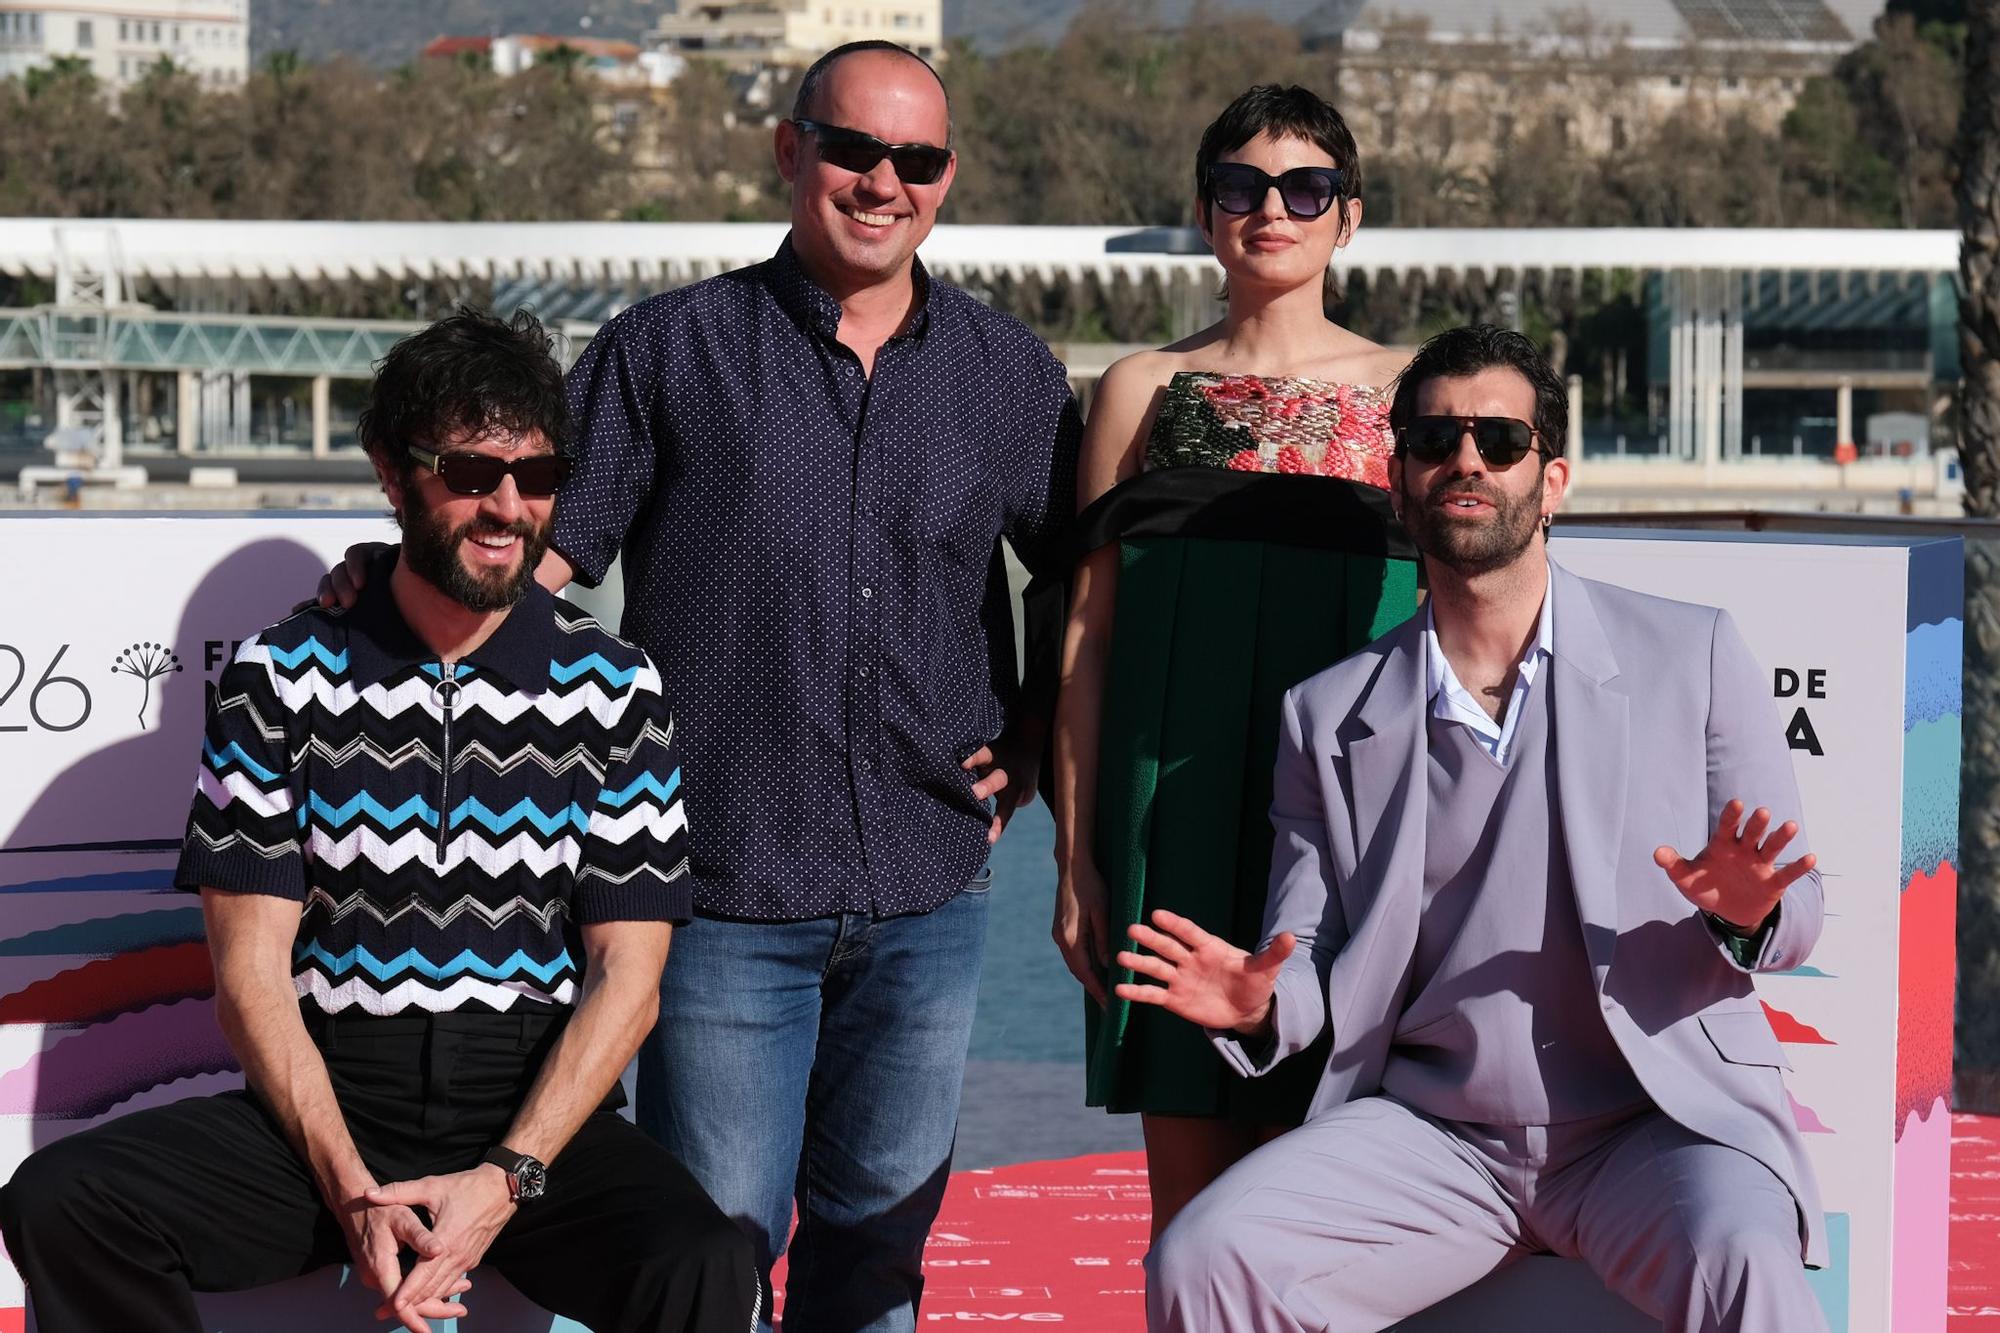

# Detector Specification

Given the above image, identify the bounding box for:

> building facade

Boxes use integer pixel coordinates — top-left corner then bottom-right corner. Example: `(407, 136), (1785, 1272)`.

(650, 0), (943, 70)
(422, 34), (683, 88)
(0, 0), (248, 90)
(1332, 0), (1863, 173)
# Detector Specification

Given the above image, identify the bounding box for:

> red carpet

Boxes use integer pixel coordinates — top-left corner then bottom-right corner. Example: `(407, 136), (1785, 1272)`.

(1954, 1113), (2000, 1327)
(767, 1113), (2000, 1329)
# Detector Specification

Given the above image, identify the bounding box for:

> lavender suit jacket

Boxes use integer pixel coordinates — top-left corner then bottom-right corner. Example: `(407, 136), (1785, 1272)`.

(1212, 559), (1829, 1266)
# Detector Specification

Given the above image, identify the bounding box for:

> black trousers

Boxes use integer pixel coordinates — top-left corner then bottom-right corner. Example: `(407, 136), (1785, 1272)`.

(0, 1007), (757, 1333)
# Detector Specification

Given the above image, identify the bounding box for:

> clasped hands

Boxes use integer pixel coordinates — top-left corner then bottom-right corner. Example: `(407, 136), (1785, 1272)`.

(1115, 798), (1815, 1029)
(336, 1163), (516, 1333)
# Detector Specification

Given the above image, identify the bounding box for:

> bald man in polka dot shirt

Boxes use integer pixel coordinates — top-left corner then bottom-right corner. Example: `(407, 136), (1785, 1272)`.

(551, 40), (1076, 1333)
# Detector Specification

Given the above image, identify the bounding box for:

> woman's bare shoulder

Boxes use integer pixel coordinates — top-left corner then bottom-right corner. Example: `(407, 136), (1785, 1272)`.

(1360, 343), (1415, 389)
(1094, 346), (1197, 406)
(1316, 334), (1412, 390)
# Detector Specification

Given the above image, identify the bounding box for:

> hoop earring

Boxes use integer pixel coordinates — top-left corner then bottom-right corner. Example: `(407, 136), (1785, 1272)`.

(1540, 513), (1552, 532)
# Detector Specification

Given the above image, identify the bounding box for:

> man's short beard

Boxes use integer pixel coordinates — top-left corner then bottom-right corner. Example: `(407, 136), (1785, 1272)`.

(1398, 466), (1544, 577)
(397, 479), (550, 613)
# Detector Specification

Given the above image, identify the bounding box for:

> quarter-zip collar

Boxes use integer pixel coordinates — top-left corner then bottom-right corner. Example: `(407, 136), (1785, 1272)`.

(345, 557), (557, 692)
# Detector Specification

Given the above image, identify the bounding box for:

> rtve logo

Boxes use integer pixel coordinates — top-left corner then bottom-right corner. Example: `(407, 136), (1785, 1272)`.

(922, 1316), (1064, 1323)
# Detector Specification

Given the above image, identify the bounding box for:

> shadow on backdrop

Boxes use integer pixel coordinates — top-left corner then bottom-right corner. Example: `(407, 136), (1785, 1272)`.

(2, 538), (327, 1151)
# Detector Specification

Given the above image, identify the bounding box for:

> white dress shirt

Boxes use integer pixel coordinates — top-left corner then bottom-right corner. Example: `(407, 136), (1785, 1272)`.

(1422, 572), (1554, 765)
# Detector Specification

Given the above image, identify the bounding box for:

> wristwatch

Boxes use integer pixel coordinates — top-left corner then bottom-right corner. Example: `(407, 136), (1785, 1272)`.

(481, 1146), (548, 1202)
(1702, 910), (1758, 938)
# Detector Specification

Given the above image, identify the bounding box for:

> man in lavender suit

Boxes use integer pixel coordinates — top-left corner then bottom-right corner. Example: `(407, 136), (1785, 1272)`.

(1125, 325), (1828, 1333)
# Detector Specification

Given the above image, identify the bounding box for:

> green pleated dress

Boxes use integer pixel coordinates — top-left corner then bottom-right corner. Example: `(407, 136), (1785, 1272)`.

(1084, 372), (1419, 1121)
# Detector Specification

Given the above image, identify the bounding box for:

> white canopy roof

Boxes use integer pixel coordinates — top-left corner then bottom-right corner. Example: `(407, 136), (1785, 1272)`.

(0, 219), (1959, 290)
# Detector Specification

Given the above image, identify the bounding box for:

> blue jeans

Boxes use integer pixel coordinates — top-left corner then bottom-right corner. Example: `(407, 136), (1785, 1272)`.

(638, 872), (991, 1333)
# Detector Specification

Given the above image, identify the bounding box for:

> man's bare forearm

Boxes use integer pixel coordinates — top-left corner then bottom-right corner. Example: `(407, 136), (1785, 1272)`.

(221, 990), (373, 1196)
(499, 921), (671, 1165)
(202, 891), (371, 1202)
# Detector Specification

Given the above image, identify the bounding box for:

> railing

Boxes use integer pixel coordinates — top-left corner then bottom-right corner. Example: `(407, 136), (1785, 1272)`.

(1743, 347), (1932, 373)
(47, 313), (105, 364)
(0, 310), (46, 364)
(0, 307), (425, 377)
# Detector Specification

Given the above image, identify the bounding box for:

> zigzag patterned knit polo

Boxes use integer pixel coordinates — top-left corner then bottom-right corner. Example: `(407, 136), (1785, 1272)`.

(175, 577), (690, 1016)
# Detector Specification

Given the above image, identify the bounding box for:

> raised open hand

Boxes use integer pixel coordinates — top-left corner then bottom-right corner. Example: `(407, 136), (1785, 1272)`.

(1654, 798), (1817, 933)
(1113, 908), (1294, 1035)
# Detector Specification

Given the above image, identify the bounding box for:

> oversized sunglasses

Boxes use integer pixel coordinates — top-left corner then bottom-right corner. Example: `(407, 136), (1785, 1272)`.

(1206, 163), (1348, 218)
(791, 118), (952, 185)
(1396, 416), (1544, 466)
(408, 446), (572, 497)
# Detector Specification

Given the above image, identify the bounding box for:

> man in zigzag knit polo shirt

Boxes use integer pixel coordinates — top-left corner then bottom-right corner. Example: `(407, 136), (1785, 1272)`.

(318, 45), (1080, 1332)
(0, 310), (758, 1333)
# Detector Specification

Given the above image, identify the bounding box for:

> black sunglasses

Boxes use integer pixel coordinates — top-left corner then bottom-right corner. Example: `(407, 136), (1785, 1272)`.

(791, 118), (952, 186)
(408, 446), (572, 497)
(1206, 163), (1348, 219)
(1397, 416), (1544, 467)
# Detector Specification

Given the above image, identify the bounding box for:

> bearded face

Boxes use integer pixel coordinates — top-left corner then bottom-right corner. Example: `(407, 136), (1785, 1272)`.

(1391, 368), (1563, 581)
(1397, 456), (1546, 578)
(396, 469), (552, 613)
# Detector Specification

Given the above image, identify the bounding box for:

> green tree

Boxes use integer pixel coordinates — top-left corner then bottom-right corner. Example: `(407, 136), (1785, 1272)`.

(0, 57), (127, 216)
(655, 59), (786, 222)
(1895, 0), (1967, 24)
(1955, 0), (2000, 1111)
(1781, 75), (1901, 225)
(120, 57), (239, 219)
(1836, 14), (1962, 226)
(539, 43), (587, 79)
(948, 0), (1324, 225)
(22, 53), (92, 100)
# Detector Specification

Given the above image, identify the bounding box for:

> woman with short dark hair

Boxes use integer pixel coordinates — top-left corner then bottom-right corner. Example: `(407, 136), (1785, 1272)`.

(1051, 84), (1419, 1234)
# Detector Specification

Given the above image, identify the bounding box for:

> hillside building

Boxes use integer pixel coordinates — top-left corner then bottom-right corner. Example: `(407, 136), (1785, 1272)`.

(650, 0), (943, 70)
(421, 34), (683, 88)
(1328, 0), (1882, 167)
(0, 0), (249, 90)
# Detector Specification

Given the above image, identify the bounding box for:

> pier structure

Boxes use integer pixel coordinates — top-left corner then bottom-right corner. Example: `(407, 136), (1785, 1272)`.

(0, 219), (1962, 509)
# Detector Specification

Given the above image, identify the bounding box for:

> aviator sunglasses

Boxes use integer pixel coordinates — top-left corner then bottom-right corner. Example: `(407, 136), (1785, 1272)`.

(407, 446), (573, 497)
(1206, 163), (1348, 218)
(791, 118), (953, 185)
(1397, 416), (1545, 467)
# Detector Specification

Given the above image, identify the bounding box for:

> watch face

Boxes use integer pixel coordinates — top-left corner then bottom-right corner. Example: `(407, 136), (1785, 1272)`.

(516, 1158), (548, 1201)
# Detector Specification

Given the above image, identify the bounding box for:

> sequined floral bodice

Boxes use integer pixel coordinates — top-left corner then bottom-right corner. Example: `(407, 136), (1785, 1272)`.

(1144, 371), (1395, 489)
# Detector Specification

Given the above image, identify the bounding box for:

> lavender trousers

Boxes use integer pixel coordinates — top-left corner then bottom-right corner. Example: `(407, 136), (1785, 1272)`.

(1146, 1095), (1826, 1333)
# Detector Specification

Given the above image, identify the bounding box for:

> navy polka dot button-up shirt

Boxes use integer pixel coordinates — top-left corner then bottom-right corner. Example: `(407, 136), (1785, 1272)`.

(555, 237), (1082, 921)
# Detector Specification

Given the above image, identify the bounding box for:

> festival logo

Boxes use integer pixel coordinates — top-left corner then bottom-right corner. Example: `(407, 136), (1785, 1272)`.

(109, 642), (183, 730)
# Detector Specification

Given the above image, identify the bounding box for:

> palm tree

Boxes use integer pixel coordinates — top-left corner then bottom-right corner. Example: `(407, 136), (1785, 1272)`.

(22, 54), (93, 100)
(1956, 0), (2000, 1110)
(540, 43), (588, 81)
